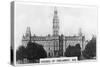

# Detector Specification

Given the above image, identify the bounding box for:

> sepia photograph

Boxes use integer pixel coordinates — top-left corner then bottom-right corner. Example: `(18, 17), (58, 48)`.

(11, 1), (97, 65)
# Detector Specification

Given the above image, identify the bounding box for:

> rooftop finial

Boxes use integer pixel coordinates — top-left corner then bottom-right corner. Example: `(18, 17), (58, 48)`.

(78, 28), (82, 36)
(54, 7), (57, 14)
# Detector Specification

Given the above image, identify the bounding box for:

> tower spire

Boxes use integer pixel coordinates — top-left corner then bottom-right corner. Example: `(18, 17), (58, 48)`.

(54, 7), (57, 15)
(53, 7), (59, 36)
(25, 26), (31, 41)
(78, 28), (82, 36)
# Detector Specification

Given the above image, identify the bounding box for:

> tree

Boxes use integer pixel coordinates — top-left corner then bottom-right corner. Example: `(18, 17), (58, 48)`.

(65, 45), (71, 57)
(83, 36), (96, 59)
(16, 46), (26, 61)
(65, 44), (81, 60)
(16, 41), (47, 63)
(26, 41), (47, 63)
(74, 44), (81, 59)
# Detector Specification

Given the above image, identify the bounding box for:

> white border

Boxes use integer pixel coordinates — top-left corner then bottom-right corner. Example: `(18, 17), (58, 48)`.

(13, 1), (98, 66)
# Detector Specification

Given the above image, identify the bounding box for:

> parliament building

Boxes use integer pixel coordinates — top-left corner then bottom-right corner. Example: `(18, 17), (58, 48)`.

(22, 8), (85, 57)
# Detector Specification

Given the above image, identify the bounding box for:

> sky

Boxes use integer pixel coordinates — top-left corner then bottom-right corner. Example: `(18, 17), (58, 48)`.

(15, 2), (97, 49)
